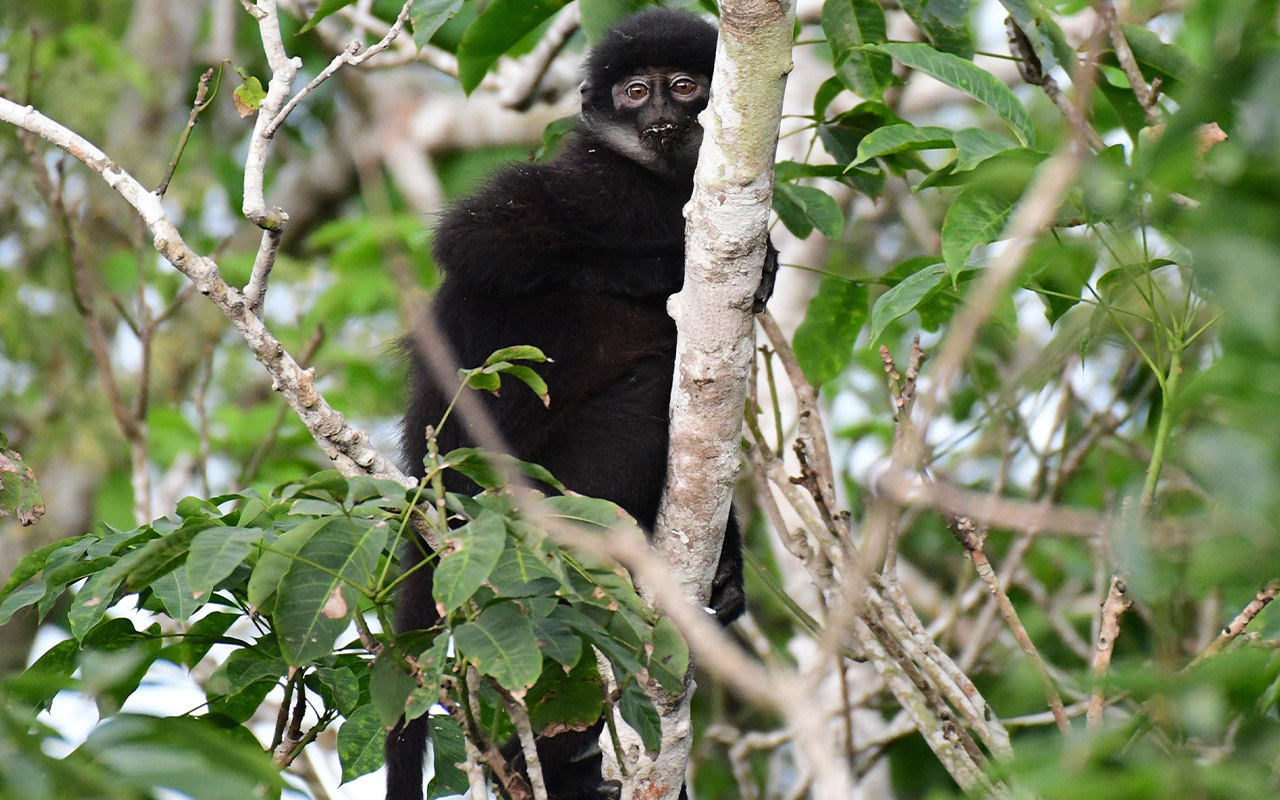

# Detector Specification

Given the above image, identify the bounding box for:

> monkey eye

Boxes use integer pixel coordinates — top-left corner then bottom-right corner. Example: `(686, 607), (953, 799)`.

(670, 76), (698, 95)
(624, 80), (650, 100)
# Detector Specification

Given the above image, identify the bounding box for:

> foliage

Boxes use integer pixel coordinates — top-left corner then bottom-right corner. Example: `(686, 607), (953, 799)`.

(0, 462), (677, 797)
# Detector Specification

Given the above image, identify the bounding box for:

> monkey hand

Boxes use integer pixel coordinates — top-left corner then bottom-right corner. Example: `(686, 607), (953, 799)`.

(709, 561), (746, 623)
(753, 238), (779, 313)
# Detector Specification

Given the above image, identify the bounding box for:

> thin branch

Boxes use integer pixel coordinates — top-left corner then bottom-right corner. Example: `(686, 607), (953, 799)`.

(0, 97), (411, 490)
(1087, 574), (1131, 728)
(241, 0), (300, 231)
(1191, 580), (1280, 666)
(948, 515), (1071, 734)
(499, 688), (548, 800)
(496, 4), (580, 111)
(877, 469), (1108, 538)
(265, 0), (414, 138)
(1006, 17), (1106, 150)
(1095, 0), (1161, 126)
(157, 67), (217, 197)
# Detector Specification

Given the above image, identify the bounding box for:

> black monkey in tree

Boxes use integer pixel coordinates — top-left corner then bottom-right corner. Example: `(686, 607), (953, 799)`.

(387, 8), (776, 799)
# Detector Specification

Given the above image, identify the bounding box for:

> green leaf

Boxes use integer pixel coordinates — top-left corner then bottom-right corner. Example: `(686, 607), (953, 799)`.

(484, 345), (548, 365)
(0, 444), (44, 525)
(207, 645), (287, 698)
(371, 653), (420, 727)
(852, 124), (954, 166)
(410, 0), (465, 48)
(187, 527), (262, 601)
(453, 601), (542, 691)
(232, 76), (266, 115)
(940, 184), (1021, 278)
(172, 611), (240, 668)
(312, 666), (362, 716)
(433, 511), (507, 614)
(151, 567), (199, 621)
(428, 716), (469, 798)
(648, 616), (690, 694)
(297, 0), (357, 35)
(501, 364), (551, 407)
(527, 653), (605, 731)
(952, 127), (1018, 172)
(530, 615), (584, 669)
(456, 0), (571, 93)
(247, 516), (330, 611)
(276, 518), (389, 666)
(0, 535), (88, 605)
(874, 42), (1035, 146)
(619, 680), (660, 753)
(1120, 23), (1195, 91)
(898, 0), (974, 58)
(822, 0), (893, 99)
(578, 0), (634, 43)
(773, 183), (845, 240)
(489, 545), (563, 598)
(792, 277), (868, 386)
(999, 0), (1074, 75)
(103, 523), (203, 592)
(0, 581), (48, 626)
(76, 714), (285, 798)
(68, 571), (124, 640)
(337, 704), (386, 783)
(869, 263), (949, 342)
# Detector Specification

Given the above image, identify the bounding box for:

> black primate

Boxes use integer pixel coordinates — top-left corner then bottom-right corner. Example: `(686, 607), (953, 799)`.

(387, 8), (774, 799)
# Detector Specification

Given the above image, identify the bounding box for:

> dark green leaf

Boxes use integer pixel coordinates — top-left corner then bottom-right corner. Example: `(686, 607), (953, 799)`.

(792, 277), (868, 385)
(822, 0), (893, 98)
(773, 183), (844, 240)
(276, 518), (389, 666)
(337, 704), (386, 782)
(410, 0), (465, 48)
(941, 184), (1021, 278)
(429, 716), (469, 798)
(874, 43), (1035, 145)
(371, 653), (420, 727)
(619, 680), (660, 753)
(852, 124), (954, 166)
(454, 601), (542, 691)
(456, 0), (571, 93)
(869, 262), (949, 342)
(433, 511), (507, 613)
(298, 0), (356, 35)
(187, 526), (262, 601)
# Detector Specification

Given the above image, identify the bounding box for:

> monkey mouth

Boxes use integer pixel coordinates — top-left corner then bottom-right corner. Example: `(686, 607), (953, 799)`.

(641, 122), (691, 149)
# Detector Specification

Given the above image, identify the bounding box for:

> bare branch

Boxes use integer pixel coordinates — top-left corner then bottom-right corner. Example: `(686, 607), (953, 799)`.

(1192, 580), (1280, 666)
(1088, 574), (1131, 728)
(0, 97), (410, 488)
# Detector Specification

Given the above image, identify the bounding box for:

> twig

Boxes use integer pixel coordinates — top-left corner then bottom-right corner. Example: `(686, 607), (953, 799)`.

(240, 0), (300, 231)
(500, 689), (548, 800)
(243, 227), (282, 317)
(1190, 580), (1280, 666)
(877, 469), (1108, 538)
(1087, 574), (1131, 728)
(157, 67), (217, 197)
(0, 97), (412, 491)
(496, 4), (580, 111)
(949, 515), (1071, 733)
(265, 0), (414, 139)
(1095, 0), (1161, 126)
(1006, 17), (1106, 150)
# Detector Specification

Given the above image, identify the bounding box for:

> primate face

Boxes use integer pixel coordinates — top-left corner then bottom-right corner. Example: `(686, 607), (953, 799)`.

(585, 68), (711, 177)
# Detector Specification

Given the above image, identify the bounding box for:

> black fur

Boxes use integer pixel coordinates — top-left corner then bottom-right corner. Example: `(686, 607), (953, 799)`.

(387, 9), (768, 799)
